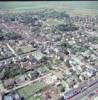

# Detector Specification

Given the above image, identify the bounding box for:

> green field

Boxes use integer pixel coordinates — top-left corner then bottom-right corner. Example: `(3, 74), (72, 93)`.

(27, 96), (41, 100)
(46, 18), (64, 26)
(0, 1), (98, 15)
(18, 81), (45, 100)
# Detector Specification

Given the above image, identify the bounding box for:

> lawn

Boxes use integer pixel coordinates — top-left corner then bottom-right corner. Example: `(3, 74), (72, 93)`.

(95, 58), (98, 65)
(46, 18), (64, 26)
(14, 74), (23, 79)
(0, 80), (4, 91)
(18, 81), (45, 99)
(27, 96), (42, 100)
(16, 45), (35, 54)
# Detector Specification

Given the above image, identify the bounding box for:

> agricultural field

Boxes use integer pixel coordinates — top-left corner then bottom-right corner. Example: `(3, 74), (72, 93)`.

(0, 1), (98, 16)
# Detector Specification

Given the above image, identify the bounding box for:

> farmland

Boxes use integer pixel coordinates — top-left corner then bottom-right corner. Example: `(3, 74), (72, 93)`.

(0, 1), (98, 16)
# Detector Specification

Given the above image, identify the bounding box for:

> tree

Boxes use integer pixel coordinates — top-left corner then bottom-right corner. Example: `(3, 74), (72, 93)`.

(64, 50), (69, 55)
(4, 32), (22, 40)
(17, 48), (23, 54)
(0, 30), (4, 40)
(0, 69), (5, 80)
(57, 24), (78, 32)
(66, 59), (71, 67)
(61, 43), (67, 48)
(60, 86), (65, 92)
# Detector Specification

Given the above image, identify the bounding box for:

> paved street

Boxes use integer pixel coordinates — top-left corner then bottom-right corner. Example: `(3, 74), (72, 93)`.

(3, 72), (52, 94)
(70, 82), (98, 100)
(6, 43), (18, 57)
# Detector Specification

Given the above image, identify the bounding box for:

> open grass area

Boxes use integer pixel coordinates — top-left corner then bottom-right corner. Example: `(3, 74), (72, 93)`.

(0, 1), (98, 16)
(14, 74), (23, 79)
(27, 96), (42, 100)
(46, 18), (64, 26)
(18, 81), (45, 100)
(15, 44), (35, 55)
(0, 80), (4, 91)
(95, 58), (98, 65)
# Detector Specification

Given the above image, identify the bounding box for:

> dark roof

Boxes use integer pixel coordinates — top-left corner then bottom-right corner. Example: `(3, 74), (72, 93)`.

(30, 71), (40, 80)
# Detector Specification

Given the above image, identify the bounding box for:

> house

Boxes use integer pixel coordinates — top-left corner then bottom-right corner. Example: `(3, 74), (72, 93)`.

(15, 75), (28, 85)
(45, 74), (57, 85)
(65, 69), (73, 76)
(79, 74), (88, 81)
(64, 89), (77, 100)
(3, 92), (22, 100)
(66, 78), (76, 89)
(94, 66), (98, 72)
(37, 67), (48, 75)
(86, 68), (96, 77)
(3, 78), (15, 89)
(32, 51), (45, 61)
(28, 70), (40, 80)
(31, 57), (39, 65)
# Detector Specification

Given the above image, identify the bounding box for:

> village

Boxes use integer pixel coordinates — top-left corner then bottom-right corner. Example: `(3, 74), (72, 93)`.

(0, 9), (98, 100)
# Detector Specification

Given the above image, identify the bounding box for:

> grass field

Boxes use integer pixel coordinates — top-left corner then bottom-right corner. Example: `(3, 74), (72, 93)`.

(0, 1), (98, 16)
(27, 96), (41, 100)
(46, 18), (64, 26)
(0, 80), (4, 91)
(18, 81), (45, 100)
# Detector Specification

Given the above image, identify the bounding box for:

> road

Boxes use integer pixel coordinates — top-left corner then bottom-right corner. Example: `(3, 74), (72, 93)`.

(70, 82), (98, 100)
(3, 72), (52, 94)
(6, 43), (18, 57)
(63, 53), (98, 100)
(65, 74), (98, 100)
(0, 46), (35, 67)
(1, 21), (98, 99)
(2, 65), (64, 94)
